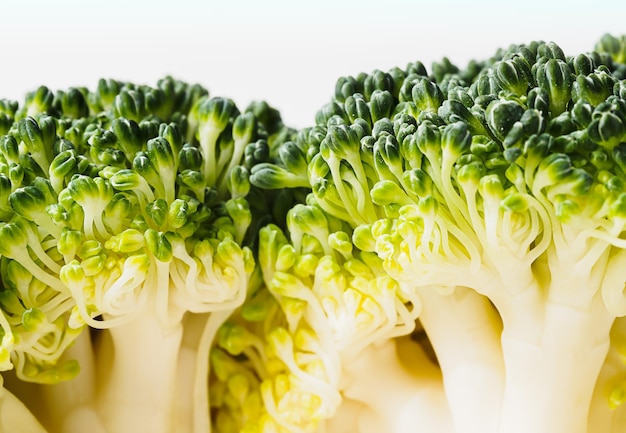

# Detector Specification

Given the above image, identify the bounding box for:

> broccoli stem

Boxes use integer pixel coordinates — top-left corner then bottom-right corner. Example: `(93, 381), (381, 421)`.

(40, 330), (106, 433)
(173, 310), (234, 433)
(95, 312), (184, 433)
(499, 300), (613, 433)
(340, 337), (453, 433)
(0, 385), (49, 433)
(588, 317), (626, 433)
(417, 286), (504, 433)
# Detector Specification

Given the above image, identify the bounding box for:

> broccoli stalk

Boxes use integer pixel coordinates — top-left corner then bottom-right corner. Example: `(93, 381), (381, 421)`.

(337, 337), (454, 433)
(0, 78), (282, 433)
(0, 380), (48, 433)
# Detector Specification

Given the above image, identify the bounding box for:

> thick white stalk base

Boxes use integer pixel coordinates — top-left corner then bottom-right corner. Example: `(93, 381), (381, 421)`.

(417, 286), (504, 433)
(95, 314), (183, 433)
(499, 302), (613, 433)
(340, 337), (453, 433)
(0, 387), (48, 433)
(39, 331), (106, 433)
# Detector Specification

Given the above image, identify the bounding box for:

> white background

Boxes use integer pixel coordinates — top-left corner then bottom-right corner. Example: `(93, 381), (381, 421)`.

(0, 0), (625, 128)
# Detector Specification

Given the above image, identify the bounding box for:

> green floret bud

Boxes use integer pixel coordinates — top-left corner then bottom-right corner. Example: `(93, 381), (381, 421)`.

(323, 124), (360, 158)
(572, 70), (615, 106)
(494, 56), (533, 97)
(109, 170), (147, 191)
(613, 143), (626, 176)
(218, 322), (260, 356)
(344, 93), (372, 126)
(447, 85), (475, 109)
(315, 101), (348, 127)
(159, 123), (184, 155)
(286, 204), (331, 254)
(249, 163), (310, 190)
(21, 307), (46, 332)
(534, 153), (593, 198)
(363, 70), (397, 100)
(369, 90), (394, 123)
(17, 86), (54, 119)
(111, 118), (144, 161)
(570, 53), (596, 76)
(225, 197), (252, 244)
(595, 33), (626, 64)
(58, 228), (84, 259)
(144, 228), (172, 262)
(226, 165), (250, 199)
(527, 87), (551, 118)
(457, 159), (487, 190)
(371, 136), (399, 183)
(88, 128), (126, 167)
(104, 229), (146, 253)
(0, 175), (12, 216)
(178, 143), (203, 171)
(587, 98), (626, 150)
(0, 99), (18, 118)
(49, 150), (77, 193)
(133, 152), (161, 189)
(408, 77), (444, 115)
(372, 118), (394, 139)
(193, 96), (238, 135)
(334, 75), (362, 103)
(9, 179), (60, 237)
(371, 180), (413, 207)
(534, 58), (572, 117)
(90, 78), (123, 112)
(0, 222), (28, 258)
(402, 168), (434, 199)
(0, 135), (20, 164)
(486, 99), (526, 143)
(479, 174), (505, 201)
(147, 136), (176, 170)
(233, 111), (257, 144)
(609, 193), (626, 220)
(245, 100), (284, 138)
(415, 119), (442, 161)
(75, 239), (102, 260)
(103, 193), (133, 233)
(145, 198), (169, 228)
(113, 89), (147, 122)
(68, 175), (111, 205)
(328, 230), (353, 257)
(442, 121), (472, 158)
(571, 100), (594, 128)
(244, 139), (270, 169)
(501, 192), (530, 213)
(55, 87), (89, 119)
(278, 141), (309, 177)
(352, 224), (376, 252)
(18, 115), (57, 173)
(537, 41), (566, 61)
(275, 243), (296, 272)
(614, 81), (626, 100)
(191, 96), (239, 187)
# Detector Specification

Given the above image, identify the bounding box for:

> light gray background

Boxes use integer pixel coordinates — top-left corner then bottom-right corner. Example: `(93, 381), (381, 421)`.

(1, 0), (624, 128)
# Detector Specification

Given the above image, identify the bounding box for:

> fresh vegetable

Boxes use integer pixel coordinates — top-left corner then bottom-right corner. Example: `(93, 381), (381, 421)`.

(1, 34), (626, 433)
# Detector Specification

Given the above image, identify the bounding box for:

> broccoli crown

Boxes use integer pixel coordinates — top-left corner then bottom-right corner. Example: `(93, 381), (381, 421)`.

(0, 77), (291, 384)
(3, 32), (626, 433)
(251, 35), (626, 312)
(211, 200), (419, 433)
(244, 34), (626, 430)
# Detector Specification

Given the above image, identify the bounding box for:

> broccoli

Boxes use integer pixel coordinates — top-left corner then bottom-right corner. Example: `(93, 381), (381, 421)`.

(2, 34), (626, 433)
(247, 33), (626, 433)
(0, 76), (291, 433)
